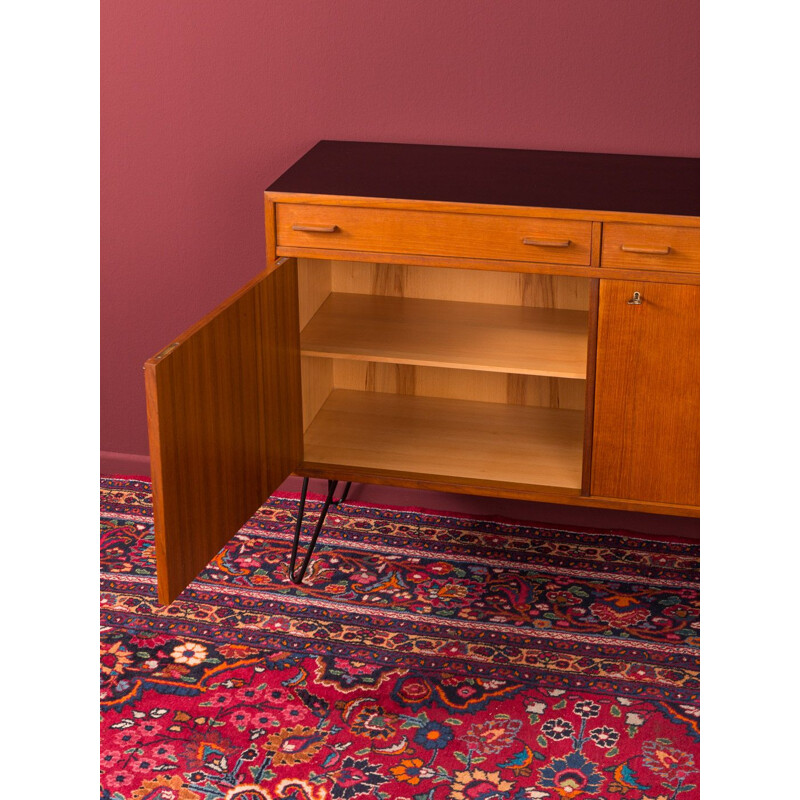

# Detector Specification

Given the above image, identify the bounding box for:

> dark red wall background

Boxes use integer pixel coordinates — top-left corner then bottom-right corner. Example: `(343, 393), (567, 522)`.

(101, 0), (698, 533)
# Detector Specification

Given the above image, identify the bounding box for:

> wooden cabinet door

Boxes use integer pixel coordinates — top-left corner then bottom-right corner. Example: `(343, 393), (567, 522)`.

(144, 259), (303, 604)
(591, 280), (699, 508)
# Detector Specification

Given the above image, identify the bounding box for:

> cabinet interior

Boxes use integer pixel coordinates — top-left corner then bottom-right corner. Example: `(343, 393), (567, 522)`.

(296, 258), (590, 492)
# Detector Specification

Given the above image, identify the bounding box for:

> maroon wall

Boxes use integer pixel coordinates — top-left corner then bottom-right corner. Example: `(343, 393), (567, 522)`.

(101, 0), (699, 533)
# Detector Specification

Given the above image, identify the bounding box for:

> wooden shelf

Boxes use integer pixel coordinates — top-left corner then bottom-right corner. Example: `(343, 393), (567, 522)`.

(303, 389), (584, 490)
(301, 293), (588, 379)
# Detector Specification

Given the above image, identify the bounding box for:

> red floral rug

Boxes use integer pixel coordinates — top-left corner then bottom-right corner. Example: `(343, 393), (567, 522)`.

(100, 477), (699, 800)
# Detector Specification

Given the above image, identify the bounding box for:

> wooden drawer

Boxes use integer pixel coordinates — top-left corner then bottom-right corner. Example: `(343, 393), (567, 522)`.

(277, 203), (592, 266)
(601, 223), (699, 272)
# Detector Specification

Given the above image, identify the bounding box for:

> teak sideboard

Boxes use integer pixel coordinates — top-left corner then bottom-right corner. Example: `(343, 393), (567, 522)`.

(145, 141), (700, 605)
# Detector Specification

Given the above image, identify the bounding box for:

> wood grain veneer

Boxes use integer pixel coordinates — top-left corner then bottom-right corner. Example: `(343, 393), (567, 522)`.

(301, 293), (589, 379)
(147, 143), (701, 607)
(581, 279), (601, 495)
(328, 260), (590, 309)
(264, 198), (277, 273)
(330, 361), (585, 410)
(279, 246), (701, 282)
(271, 195), (700, 228)
(601, 223), (700, 273)
(278, 203), (592, 266)
(303, 389), (585, 491)
(297, 259), (332, 328)
(298, 460), (699, 517)
(301, 355), (333, 431)
(144, 260), (303, 604)
(591, 280), (699, 506)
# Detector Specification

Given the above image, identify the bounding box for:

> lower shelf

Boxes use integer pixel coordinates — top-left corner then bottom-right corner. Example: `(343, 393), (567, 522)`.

(303, 389), (584, 490)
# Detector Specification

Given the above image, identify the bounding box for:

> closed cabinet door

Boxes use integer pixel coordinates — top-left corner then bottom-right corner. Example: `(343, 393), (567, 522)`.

(591, 280), (699, 508)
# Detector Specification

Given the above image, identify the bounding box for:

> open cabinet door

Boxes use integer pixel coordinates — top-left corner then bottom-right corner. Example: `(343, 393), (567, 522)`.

(144, 258), (302, 604)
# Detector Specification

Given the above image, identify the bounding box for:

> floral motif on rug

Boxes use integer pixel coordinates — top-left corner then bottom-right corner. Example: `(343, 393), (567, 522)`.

(101, 478), (699, 800)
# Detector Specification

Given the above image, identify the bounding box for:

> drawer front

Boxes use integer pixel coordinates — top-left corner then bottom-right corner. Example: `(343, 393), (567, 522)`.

(601, 223), (699, 272)
(277, 204), (592, 266)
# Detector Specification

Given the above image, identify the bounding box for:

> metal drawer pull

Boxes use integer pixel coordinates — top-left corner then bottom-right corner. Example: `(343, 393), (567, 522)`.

(292, 224), (339, 233)
(627, 291), (643, 305)
(621, 244), (671, 255)
(522, 237), (571, 247)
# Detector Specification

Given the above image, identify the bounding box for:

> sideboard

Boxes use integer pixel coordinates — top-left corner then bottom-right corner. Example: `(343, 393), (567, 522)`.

(145, 141), (699, 604)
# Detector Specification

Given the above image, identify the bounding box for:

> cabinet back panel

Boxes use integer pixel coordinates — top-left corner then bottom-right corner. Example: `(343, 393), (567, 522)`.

(332, 360), (585, 410)
(298, 259), (590, 433)
(303, 390), (584, 491)
(329, 261), (590, 310)
(302, 360), (585, 432)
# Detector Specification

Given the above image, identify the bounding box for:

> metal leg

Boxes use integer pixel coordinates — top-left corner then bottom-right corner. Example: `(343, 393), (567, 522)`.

(289, 478), (342, 584)
(331, 481), (352, 506)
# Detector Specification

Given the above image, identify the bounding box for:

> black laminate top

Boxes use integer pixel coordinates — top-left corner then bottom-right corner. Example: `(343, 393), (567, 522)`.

(267, 140), (699, 218)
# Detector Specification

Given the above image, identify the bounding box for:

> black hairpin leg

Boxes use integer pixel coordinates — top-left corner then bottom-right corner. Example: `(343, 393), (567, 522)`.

(332, 482), (351, 506)
(289, 478), (351, 584)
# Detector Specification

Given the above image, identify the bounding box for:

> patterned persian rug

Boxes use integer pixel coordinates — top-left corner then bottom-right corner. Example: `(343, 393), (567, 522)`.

(100, 477), (699, 800)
